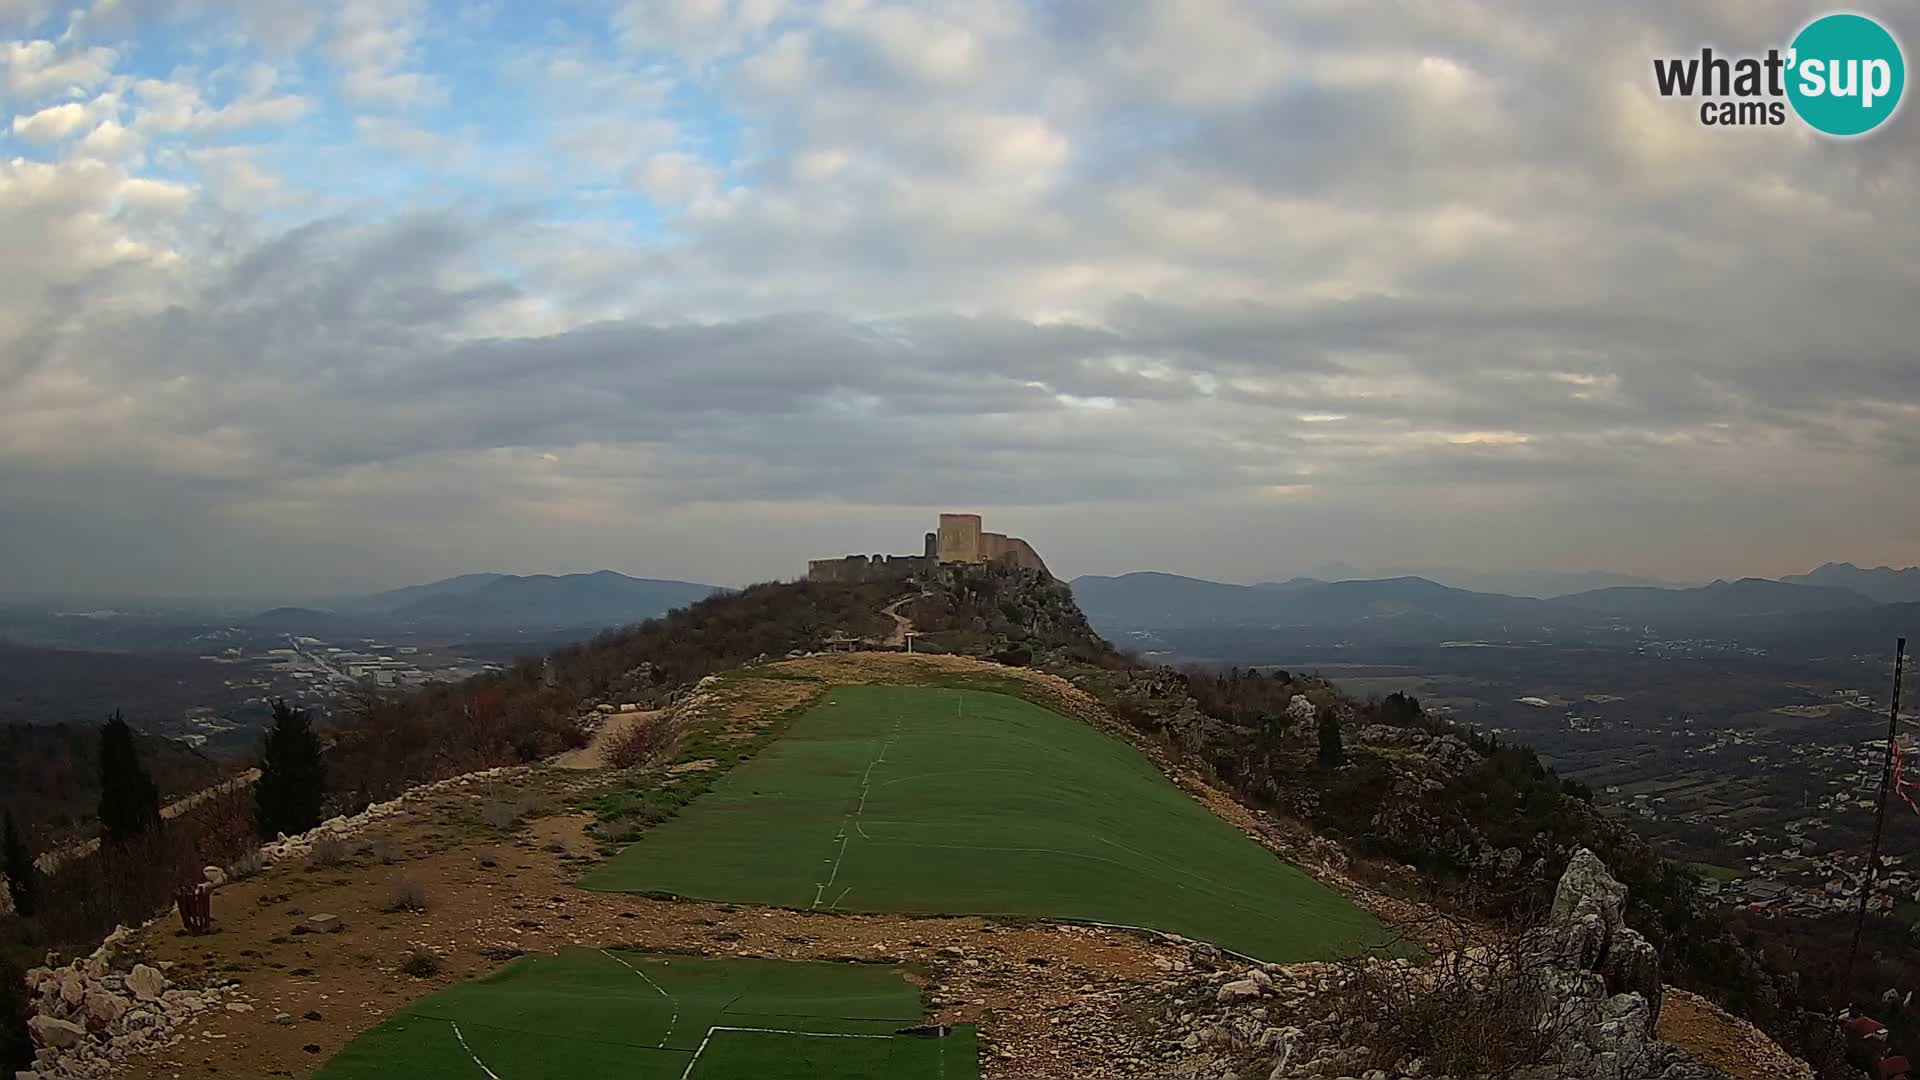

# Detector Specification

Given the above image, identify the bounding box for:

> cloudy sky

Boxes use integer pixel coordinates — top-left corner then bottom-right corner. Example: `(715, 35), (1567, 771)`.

(3, 0), (1917, 598)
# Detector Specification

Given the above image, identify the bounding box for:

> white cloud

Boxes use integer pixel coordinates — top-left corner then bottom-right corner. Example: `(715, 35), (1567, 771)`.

(3, 39), (116, 98)
(131, 77), (200, 132)
(329, 0), (445, 107)
(632, 151), (719, 202)
(119, 175), (192, 211)
(10, 100), (88, 140)
(4, 0), (1920, 593)
(78, 117), (140, 158)
(130, 76), (310, 133)
(195, 92), (310, 130)
(186, 146), (284, 208)
(614, 0), (786, 58)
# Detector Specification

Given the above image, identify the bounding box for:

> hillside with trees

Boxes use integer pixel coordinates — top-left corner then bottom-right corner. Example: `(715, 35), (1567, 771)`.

(0, 566), (1890, 1076)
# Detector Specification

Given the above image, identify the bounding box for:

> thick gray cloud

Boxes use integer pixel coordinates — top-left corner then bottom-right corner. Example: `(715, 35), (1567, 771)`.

(2, 0), (1918, 598)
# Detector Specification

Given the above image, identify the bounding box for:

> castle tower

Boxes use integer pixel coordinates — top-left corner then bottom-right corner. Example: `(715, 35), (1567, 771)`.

(936, 513), (984, 563)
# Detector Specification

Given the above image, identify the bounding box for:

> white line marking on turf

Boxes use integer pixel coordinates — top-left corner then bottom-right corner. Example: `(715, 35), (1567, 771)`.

(448, 1020), (502, 1080)
(678, 1025), (896, 1080)
(829, 884), (852, 909)
(601, 949), (678, 1047)
(810, 721), (899, 909)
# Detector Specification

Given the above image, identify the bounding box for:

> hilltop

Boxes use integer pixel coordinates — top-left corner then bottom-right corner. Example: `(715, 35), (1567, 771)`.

(3, 565), (1844, 1079)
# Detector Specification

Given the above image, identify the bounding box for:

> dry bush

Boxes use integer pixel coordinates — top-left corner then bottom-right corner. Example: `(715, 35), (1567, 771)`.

(31, 788), (258, 953)
(478, 800), (524, 830)
(1330, 909), (1568, 1078)
(305, 835), (351, 870)
(399, 947), (440, 977)
(382, 877), (429, 913)
(368, 838), (399, 865)
(603, 716), (680, 770)
(225, 848), (265, 882)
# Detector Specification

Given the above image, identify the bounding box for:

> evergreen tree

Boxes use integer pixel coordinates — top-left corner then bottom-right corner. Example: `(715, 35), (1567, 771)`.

(255, 700), (326, 840)
(1316, 704), (1346, 767)
(97, 711), (161, 842)
(1, 810), (31, 918)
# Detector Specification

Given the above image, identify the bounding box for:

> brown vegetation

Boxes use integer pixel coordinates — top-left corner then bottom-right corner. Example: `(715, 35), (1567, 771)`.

(26, 787), (256, 954)
(601, 715), (679, 770)
(381, 877), (429, 914)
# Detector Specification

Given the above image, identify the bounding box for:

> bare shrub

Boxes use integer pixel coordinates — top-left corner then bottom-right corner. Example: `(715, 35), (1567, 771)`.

(304, 835), (351, 870)
(399, 948), (440, 977)
(31, 788), (258, 953)
(478, 800), (522, 830)
(225, 848), (265, 882)
(382, 877), (429, 913)
(368, 838), (398, 865)
(603, 716), (680, 770)
(1329, 909), (1568, 1078)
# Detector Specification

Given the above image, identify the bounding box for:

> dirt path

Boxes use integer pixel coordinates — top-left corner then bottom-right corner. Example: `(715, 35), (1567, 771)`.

(879, 593), (921, 647)
(551, 710), (666, 769)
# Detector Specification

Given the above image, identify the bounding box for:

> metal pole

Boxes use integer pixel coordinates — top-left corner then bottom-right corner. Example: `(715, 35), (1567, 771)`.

(1842, 636), (1906, 1021)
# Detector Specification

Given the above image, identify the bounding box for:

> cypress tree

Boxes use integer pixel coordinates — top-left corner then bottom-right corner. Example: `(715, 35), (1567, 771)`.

(1, 810), (31, 918)
(98, 710), (162, 842)
(255, 700), (326, 840)
(1316, 704), (1347, 768)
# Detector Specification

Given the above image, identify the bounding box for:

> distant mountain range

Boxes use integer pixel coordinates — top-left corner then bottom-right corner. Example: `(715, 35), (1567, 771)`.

(1070, 564), (1914, 648)
(1782, 562), (1920, 604)
(1293, 563), (1688, 599)
(251, 572), (724, 631)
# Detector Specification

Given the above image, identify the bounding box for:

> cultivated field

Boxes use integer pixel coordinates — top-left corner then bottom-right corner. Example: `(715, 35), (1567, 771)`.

(585, 685), (1387, 961)
(316, 950), (974, 1080)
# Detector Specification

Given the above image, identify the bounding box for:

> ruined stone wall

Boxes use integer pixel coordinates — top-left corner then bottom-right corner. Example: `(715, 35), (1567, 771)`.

(996, 536), (1052, 578)
(936, 513), (983, 563)
(806, 554), (930, 584)
(808, 514), (1050, 581)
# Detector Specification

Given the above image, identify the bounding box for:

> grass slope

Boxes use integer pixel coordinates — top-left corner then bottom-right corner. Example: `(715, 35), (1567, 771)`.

(586, 685), (1388, 961)
(316, 950), (974, 1080)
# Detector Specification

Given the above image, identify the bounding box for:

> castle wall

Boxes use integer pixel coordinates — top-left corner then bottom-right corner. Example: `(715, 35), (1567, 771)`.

(996, 536), (1051, 578)
(806, 554), (931, 584)
(807, 513), (1052, 581)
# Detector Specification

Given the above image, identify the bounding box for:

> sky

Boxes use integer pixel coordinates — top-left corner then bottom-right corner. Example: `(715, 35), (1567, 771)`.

(2, 0), (1918, 598)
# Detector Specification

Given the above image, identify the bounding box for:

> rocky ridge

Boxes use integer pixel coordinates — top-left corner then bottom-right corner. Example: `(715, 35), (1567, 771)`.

(1129, 850), (1746, 1080)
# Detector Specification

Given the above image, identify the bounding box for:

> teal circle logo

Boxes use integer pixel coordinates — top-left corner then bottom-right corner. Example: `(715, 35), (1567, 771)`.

(1787, 13), (1905, 136)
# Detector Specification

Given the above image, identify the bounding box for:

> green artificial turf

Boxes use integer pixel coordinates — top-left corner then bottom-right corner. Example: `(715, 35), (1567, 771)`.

(584, 685), (1390, 962)
(315, 950), (973, 1080)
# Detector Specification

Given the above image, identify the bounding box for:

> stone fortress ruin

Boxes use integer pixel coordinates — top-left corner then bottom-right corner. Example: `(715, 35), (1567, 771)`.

(807, 513), (1052, 583)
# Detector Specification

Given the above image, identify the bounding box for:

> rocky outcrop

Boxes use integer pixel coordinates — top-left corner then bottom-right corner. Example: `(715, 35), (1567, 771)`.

(1550, 848), (1664, 1029)
(1136, 851), (1768, 1080)
(22, 923), (251, 1078)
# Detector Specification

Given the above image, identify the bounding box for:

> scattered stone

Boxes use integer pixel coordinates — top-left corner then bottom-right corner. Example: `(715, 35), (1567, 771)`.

(83, 990), (128, 1027)
(1216, 979), (1263, 1004)
(27, 1016), (86, 1049)
(126, 964), (166, 1002)
(305, 914), (344, 934)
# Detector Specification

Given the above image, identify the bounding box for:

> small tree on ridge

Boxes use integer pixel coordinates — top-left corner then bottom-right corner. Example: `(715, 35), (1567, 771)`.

(98, 710), (162, 843)
(1317, 704), (1347, 768)
(256, 700), (327, 840)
